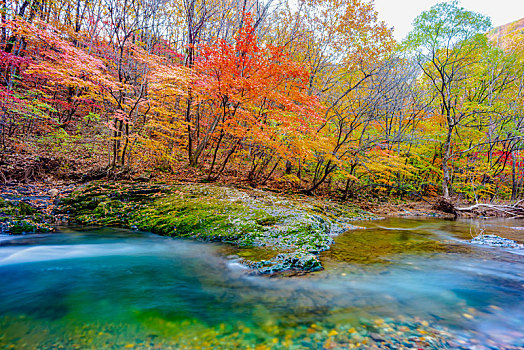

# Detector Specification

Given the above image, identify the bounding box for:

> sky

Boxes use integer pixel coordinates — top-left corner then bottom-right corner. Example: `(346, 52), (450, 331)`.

(373, 0), (524, 41)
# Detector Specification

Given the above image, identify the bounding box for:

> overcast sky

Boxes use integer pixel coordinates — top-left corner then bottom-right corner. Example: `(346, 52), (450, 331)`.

(373, 0), (524, 41)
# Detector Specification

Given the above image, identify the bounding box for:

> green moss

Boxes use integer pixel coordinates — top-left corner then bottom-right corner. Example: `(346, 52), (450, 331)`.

(0, 198), (16, 216)
(255, 216), (280, 226)
(18, 201), (35, 215)
(129, 193), (270, 240)
(7, 219), (52, 235)
(0, 198), (35, 216)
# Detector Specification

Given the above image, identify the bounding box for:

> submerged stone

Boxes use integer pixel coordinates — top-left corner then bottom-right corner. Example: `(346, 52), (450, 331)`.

(324, 226), (446, 264)
(470, 234), (524, 249)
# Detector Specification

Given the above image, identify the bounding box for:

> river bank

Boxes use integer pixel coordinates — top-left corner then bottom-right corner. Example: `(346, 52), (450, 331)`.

(57, 181), (380, 274)
(0, 183), (76, 234)
(2, 180), (520, 273)
(1, 181), (377, 273)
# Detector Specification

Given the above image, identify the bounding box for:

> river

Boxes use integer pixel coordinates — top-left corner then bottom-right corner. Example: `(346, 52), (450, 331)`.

(0, 218), (522, 349)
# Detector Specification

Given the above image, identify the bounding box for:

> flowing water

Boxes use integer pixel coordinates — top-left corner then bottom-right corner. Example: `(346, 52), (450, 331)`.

(0, 219), (523, 349)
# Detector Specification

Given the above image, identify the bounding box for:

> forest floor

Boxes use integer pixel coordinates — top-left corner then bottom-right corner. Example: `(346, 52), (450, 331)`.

(361, 200), (455, 219)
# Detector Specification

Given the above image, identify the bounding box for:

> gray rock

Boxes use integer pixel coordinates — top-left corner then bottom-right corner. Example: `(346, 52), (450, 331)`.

(470, 234), (524, 249)
(369, 332), (386, 342)
(255, 251), (322, 274)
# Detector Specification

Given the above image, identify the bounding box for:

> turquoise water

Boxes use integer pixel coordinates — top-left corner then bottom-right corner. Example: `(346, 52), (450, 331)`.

(0, 219), (523, 349)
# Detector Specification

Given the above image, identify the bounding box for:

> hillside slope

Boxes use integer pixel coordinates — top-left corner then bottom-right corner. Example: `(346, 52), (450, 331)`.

(487, 17), (524, 49)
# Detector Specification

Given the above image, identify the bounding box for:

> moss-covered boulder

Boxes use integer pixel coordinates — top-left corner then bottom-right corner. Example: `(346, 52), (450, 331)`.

(0, 198), (54, 234)
(61, 181), (375, 273)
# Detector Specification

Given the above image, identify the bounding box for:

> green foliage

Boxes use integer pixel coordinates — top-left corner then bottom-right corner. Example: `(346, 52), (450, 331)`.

(403, 1), (491, 52)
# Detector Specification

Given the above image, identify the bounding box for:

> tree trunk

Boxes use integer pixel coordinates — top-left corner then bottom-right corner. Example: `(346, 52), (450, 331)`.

(305, 160), (335, 194)
(185, 91), (194, 165)
(441, 126), (453, 198)
(285, 160), (292, 175)
(511, 150), (518, 201)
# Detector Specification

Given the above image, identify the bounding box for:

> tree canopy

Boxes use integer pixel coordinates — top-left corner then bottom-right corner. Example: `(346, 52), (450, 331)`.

(2, 0), (524, 202)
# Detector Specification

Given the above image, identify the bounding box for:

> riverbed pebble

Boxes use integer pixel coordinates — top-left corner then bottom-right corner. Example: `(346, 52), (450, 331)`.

(2, 313), (521, 350)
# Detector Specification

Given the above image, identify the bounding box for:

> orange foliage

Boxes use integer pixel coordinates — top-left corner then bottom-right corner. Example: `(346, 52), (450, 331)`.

(193, 13), (324, 161)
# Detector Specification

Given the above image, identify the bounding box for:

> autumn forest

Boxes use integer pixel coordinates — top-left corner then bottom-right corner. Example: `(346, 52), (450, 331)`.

(3, 2), (524, 348)
(2, 0), (524, 202)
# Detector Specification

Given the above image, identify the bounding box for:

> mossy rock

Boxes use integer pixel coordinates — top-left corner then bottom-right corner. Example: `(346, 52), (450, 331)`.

(0, 198), (54, 234)
(5, 219), (52, 235)
(0, 198), (35, 216)
(61, 181), (376, 273)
